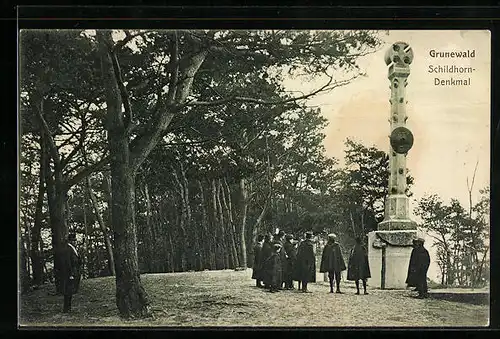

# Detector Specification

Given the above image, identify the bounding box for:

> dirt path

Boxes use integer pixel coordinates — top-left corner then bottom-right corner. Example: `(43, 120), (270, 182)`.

(19, 270), (489, 327)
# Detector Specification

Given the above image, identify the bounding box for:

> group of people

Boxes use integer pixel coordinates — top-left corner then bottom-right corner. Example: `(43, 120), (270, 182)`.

(58, 230), (430, 313)
(252, 231), (371, 295)
(252, 230), (431, 298)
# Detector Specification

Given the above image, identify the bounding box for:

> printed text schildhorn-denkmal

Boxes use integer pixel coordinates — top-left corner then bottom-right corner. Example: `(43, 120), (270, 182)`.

(428, 49), (476, 86)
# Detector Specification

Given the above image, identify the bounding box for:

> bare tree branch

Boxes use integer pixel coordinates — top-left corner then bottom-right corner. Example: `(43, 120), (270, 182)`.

(108, 47), (134, 135)
(467, 160), (479, 218)
(65, 154), (110, 189)
(35, 97), (61, 167)
(166, 31), (179, 105)
(130, 49), (207, 174)
(60, 113), (88, 169)
(113, 30), (150, 51)
(186, 73), (360, 107)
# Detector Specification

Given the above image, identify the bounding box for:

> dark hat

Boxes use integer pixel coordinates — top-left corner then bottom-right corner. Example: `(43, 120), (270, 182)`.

(412, 238), (424, 245)
(68, 233), (77, 241)
(328, 233), (337, 240)
(277, 230), (285, 237)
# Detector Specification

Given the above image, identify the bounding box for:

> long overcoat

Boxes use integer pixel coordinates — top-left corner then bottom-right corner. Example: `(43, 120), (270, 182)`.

(405, 245), (430, 287)
(260, 240), (274, 285)
(283, 240), (297, 282)
(61, 243), (81, 295)
(251, 242), (264, 280)
(296, 239), (316, 283)
(274, 238), (287, 283)
(269, 250), (283, 287)
(347, 243), (371, 280)
(319, 241), (346, 273)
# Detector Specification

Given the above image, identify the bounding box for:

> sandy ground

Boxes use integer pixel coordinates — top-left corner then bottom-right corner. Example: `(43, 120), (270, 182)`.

(19, 269), (489, 327)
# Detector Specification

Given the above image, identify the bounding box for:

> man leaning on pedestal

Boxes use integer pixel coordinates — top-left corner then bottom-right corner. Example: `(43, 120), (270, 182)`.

(405, 237), (430, 299)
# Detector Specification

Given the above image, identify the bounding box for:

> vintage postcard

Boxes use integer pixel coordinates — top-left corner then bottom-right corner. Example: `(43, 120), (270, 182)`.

(18, 29), (490, 327)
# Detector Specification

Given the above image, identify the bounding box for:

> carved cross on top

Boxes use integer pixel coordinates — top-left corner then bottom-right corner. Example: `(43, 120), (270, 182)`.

(384, 41), (414, 67)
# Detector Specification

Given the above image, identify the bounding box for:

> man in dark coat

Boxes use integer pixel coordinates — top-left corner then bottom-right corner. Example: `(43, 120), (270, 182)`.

(265, 243), (284, 293)
(260, 233), (274, 288)
(294, 235), (304, 290)
(347, 236), (371, 295)
(296, 231), (316, 293)
(273, 230), (287, 289)
(406, 238), (430, 298)
(283, 234), (297, 289)
(252, 234), (265, 288)
(320, 233), (346, 293)
(62, 233), (81, 313)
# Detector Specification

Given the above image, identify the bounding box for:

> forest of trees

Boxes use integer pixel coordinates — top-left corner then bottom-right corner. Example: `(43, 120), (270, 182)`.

(18, 29), (489, 319)
(414, 185), (490, 288)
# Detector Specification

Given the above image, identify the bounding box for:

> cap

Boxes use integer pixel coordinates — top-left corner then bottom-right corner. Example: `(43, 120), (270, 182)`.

(328, 233), (337, 240)
(413, 238), (424, 245)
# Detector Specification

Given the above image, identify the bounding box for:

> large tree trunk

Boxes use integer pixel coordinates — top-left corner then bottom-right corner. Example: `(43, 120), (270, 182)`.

(30, 139), (46, 286)
(82, 190), (89, 279)
(172, 168), (188, 271)
(180, 164), (195, 270)
(140, 182), (154, 273)
(198, 180), (212, 270)
(87, 176), (116, 276)
(103, 174), (113, 235)
(43, 142), (68, 294)
(220, 179), (239, 268)
(98, 30), (149, 319)
(239, 178), (249, 268)
(109, 127), (148, 317)
(217, 180), (231, 268)
(20, 234), (31, 294)
(212, 180), (225, 269)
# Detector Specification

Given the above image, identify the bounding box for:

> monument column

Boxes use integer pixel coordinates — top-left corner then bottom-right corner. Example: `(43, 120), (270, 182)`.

(367, 41), (422, 289)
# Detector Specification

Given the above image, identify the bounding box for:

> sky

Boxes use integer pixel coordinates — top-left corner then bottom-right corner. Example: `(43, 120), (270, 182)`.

(284, 30), (491, 282)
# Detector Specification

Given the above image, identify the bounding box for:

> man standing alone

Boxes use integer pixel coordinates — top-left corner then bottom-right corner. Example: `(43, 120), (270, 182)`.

(251, 235), (265, 288)
(319, 234), (346, 294)
(62, 233), (81, 313)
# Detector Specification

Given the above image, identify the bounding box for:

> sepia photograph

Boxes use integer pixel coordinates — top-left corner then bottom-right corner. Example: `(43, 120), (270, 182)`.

(18, 28), (490, 327)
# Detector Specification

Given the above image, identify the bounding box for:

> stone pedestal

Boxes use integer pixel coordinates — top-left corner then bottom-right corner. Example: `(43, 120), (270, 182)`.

(368, 230), (419, 289)
(378, 218), (417, 231)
